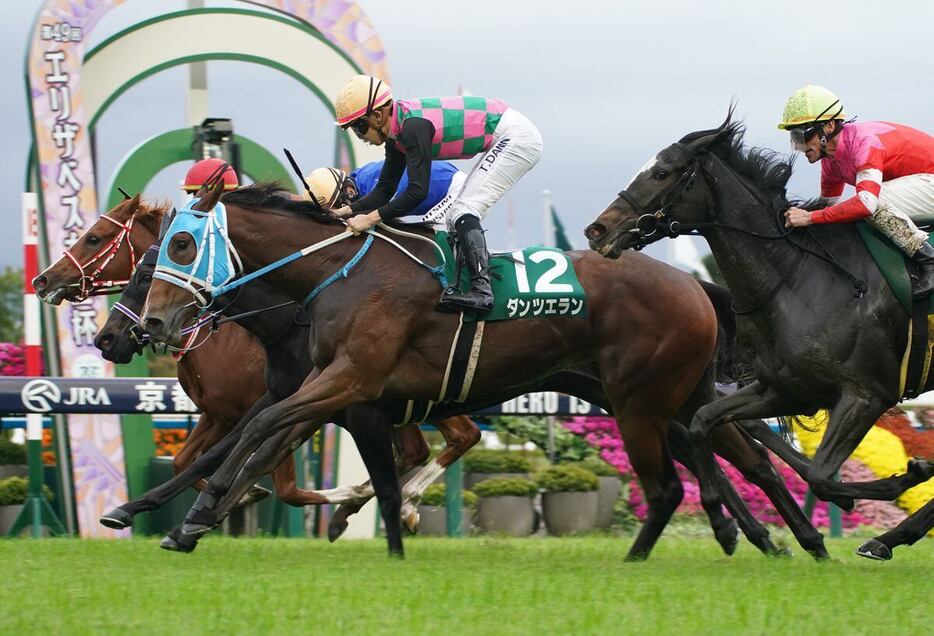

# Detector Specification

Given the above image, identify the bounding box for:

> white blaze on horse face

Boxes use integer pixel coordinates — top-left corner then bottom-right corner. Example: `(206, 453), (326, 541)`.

(626, 154), (659, 188)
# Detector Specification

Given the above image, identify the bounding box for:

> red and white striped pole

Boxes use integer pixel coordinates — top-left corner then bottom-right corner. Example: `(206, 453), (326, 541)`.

(20, 193), (46, 537)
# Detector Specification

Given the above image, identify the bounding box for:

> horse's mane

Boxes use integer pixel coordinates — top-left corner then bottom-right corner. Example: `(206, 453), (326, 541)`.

(222, 181), (342, 225)
(680, 112), (796, 204)
(221, 181), (435, 232)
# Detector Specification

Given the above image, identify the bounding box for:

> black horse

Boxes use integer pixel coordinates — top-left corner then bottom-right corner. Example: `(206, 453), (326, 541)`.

(585, 112), (934, 560)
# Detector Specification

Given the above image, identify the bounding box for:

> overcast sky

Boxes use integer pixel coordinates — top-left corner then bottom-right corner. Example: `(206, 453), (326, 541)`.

(2, 0), (932, 268)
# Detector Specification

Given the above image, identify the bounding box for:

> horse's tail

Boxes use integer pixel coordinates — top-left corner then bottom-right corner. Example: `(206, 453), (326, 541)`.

(698, 280), (744, 385)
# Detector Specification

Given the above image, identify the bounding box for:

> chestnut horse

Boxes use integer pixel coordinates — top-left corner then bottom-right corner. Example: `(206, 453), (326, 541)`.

(142, 181), (737, 561)
(31, 196), (323, 521)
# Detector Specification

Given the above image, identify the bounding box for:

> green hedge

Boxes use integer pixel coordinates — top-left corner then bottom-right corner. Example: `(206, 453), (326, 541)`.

(419, 483), (478, 508)
(536, 464), (599, 493)
(0, 437), (27, 465)
(463, 449), (532, 474)
(0, 476), (52, 506)
(573, 457), (618, 478)
(473, 477), (538, 498)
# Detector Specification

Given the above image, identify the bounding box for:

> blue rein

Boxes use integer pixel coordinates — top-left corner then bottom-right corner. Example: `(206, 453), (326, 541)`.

(209, 234), (375, 308)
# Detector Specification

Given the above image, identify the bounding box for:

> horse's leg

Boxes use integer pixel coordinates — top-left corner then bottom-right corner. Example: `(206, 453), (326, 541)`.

(99, 392), (277, 528)
(688, 381), (794, 523)
(857, 497), (934, 560)
(171, 413), (215, 492)
(338, 407), (404, 556)
(329, 424), (431, 542)
(667, 422), (742, 555)
(206, 406), (405, 557)
(616, 413), (683, 561)
(711, 424), (829, 560)
(398, 416), (482, 530)
(183, 361), (377, 536)
(807, 393), (934, 502)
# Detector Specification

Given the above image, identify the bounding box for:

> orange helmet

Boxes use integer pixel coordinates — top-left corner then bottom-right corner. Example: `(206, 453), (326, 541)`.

(182, 158), (239, 192)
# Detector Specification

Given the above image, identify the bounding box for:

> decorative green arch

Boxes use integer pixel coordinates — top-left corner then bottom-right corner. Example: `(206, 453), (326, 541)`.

(103, 129), (295, 211)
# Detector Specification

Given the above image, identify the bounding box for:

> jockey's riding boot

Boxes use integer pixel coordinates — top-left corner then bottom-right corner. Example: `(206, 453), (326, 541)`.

(439, 216), (494, 314)
(910, 242), (934, 300)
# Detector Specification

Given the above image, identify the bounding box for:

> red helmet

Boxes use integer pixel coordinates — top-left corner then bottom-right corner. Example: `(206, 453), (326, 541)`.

(182, 158), (239, 192)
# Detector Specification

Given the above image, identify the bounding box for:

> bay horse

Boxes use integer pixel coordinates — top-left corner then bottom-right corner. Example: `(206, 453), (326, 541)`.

(95, 237), (481, 551)
(141, 180), (819, 561)
(584, 112), (934, 559)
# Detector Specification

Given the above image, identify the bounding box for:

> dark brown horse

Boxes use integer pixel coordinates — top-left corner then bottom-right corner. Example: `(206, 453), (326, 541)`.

(140, 181), (742, 561)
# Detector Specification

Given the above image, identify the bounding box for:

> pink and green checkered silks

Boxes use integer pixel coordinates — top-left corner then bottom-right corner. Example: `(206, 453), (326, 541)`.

(390, 96), (509, 159)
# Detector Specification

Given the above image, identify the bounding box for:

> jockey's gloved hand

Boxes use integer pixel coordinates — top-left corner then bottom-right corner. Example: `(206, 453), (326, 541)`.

(332, 205), (354, 219)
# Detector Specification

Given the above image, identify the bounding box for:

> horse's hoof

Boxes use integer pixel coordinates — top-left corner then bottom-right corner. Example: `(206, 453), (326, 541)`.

(908, 458), (934, 482)
(99, 507), (133, 529)
(327, 519), (349, 543)
(236, 484), (272, 507)
(855, 538), (893, 561)
(715, 519), (740, 556)
(160, 529), (199, 553)
(768, 546), (794, 559)
(402, 507), (420, 535)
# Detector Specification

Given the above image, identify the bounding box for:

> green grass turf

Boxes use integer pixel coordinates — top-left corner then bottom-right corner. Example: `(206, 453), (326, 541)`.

(2, 536), (931, 635)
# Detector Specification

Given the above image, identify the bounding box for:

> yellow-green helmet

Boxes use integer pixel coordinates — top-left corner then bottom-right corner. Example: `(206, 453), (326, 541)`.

(777, 85), (846, 130)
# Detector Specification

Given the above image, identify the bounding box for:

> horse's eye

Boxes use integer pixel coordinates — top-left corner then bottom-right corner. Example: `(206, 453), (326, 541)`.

(653, 169), (669, 180)
(176, 239), (188, 250)
(142, 273), (153, 284)
(86, 235), (100, 246)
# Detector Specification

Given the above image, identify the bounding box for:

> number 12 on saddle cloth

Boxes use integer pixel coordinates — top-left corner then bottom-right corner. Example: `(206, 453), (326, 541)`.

(435, 231), (587, 322)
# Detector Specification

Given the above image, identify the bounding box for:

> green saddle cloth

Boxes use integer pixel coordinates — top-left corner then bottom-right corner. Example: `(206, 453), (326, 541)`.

(856, 223), (934, 313)
(433, 231), (587, 322)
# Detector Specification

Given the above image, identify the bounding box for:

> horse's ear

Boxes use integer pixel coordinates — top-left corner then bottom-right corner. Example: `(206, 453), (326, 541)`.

(158, 207), (177, 239)
(193, 178), (225, 212)
(682, 104), (739, 156)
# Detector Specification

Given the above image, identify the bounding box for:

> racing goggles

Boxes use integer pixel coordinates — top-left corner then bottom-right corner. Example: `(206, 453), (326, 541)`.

(343, 117), (371, 138)
(789, 123), (823, 152)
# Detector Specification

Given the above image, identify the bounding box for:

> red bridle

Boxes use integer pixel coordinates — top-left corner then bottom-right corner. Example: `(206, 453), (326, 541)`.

(61, 214), (137, 301)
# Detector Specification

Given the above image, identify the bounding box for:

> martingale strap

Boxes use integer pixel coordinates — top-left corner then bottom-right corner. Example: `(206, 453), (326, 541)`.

(302, 234), (374, 308)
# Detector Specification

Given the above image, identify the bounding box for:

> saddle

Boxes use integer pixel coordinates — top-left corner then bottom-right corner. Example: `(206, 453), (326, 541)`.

(434, 230), (587, 323)
(857, 218), (934, 398)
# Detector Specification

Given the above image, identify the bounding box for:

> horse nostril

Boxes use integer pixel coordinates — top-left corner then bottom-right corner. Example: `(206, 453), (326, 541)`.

(96, 334), (114, 350)
(32, 275), (48, 292)
(585, 223), (607, 241)
(143, 317), (164, 334)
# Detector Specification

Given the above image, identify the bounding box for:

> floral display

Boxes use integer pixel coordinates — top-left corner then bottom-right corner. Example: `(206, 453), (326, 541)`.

(0, 342), (42, 376)
(565, 417), (880, 529)
(795, 411), (934, 518)
(153, 429), (188, 457)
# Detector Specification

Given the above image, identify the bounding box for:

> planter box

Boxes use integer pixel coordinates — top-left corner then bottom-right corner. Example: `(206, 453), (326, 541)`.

(0, 465), (29, 479)
(464, 472), (530, 490)
(542, 491), (598, 536)
(595, 476), (621, 529)
(475, 496), (534, 536)
(416, 505), (472, 536)
(0, 504), (24, 535)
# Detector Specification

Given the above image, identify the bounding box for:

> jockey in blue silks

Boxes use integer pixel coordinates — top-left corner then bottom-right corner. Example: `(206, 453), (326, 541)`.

(304, 160), (466, 228)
